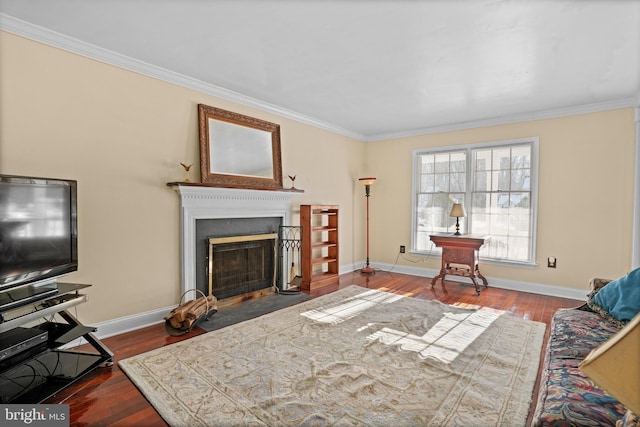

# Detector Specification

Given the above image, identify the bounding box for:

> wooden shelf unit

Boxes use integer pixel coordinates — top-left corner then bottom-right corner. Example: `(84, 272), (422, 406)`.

(300, 205), (339, 290)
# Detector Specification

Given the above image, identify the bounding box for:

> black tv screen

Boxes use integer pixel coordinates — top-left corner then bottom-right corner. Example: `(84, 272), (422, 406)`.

(0, 175), (78, 291)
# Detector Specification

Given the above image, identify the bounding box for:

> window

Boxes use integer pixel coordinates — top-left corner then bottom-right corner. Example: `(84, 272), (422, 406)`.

(412, 138), (538, 265)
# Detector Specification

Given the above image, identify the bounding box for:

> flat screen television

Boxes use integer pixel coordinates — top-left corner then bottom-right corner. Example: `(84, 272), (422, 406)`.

(0, 174), (78, 295)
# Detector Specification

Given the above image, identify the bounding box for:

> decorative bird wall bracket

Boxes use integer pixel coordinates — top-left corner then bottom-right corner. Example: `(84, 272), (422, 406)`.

(180, 163), (193, 182)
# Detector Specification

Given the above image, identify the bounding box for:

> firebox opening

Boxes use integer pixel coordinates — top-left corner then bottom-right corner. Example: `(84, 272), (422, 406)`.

(208, 233), (278, 301)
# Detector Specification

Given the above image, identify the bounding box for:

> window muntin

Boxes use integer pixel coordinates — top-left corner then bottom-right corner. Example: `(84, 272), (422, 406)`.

(412, 139), (537, 265)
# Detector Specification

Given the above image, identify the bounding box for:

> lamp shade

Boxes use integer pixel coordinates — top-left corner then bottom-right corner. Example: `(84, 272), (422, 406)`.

(579, 312), (640, 414)
(359, 177), (377, 186)
(449, 203), (466, 218)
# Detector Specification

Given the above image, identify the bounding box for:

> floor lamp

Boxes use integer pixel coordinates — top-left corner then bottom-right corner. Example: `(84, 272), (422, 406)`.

(359, 177), (376, 275)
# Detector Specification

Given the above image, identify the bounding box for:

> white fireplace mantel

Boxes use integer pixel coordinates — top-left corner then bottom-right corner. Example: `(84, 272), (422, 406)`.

(170, 184), (299, 295)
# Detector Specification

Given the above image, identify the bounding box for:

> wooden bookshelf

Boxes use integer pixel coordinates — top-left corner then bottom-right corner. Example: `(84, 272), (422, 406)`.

(300, 205), (339, 290)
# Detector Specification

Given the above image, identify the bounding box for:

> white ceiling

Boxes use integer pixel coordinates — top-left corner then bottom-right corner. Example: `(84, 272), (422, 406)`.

(1, 0), (639, 141)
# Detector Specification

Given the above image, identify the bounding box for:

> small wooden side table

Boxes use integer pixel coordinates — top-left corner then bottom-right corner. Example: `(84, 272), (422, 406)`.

(429, 233), (489, 295)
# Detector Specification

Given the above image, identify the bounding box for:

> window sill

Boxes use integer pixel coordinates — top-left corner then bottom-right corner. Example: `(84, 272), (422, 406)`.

(479, 258), (537, 269)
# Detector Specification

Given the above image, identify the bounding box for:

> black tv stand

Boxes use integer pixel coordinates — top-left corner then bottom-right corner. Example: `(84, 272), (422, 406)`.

(0, 283), (114, 403)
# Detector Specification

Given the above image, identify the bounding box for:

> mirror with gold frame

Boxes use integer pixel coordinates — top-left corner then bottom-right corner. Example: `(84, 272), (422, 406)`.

(198, 104), (283, 190)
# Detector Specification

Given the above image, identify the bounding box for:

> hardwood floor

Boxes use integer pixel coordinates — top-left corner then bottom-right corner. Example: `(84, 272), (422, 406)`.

(46, 271), (583, 426)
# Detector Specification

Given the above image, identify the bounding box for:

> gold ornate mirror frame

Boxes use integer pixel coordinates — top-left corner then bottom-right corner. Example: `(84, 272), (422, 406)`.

(198, 104), (283, 190)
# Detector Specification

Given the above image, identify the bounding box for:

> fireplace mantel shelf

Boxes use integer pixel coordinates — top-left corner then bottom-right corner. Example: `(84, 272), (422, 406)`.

(167, 182), (304, 193)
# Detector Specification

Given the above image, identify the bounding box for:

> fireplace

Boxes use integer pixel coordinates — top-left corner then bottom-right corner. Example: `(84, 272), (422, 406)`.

(170, 185), (297, 300)
(195, 215), (281, 301)
(207, 233), (278, 300)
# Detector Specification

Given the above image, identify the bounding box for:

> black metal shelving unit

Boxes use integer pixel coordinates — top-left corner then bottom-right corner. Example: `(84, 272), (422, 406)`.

(0, 283), (113, 403)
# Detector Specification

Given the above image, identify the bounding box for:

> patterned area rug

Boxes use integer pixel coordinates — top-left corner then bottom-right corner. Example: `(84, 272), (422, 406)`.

(119, 286), (546, 426)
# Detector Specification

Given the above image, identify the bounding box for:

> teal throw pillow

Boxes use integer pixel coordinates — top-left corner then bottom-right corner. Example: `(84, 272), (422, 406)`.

(588, 267), (640, 325)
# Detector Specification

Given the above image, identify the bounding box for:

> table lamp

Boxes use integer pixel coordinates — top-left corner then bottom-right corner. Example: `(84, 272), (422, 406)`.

(449, 203), (466, 235)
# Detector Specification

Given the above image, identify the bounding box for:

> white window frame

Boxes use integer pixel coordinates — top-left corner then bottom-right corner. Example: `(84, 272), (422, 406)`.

(411, 137), (539, 267)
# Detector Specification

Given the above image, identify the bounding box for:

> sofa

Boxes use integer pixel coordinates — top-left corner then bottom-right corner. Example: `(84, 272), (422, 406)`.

(531, 273), (640, 427)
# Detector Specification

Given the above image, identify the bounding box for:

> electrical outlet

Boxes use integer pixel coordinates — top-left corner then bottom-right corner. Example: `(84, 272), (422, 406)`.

(548, 257), (556, 268)
(400, 245), (406, 253)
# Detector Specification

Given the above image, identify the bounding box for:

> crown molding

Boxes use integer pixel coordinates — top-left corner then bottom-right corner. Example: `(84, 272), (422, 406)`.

(366, 97), (640, 142)
(1, 13), (637, 144)
(0, 13), (365, 141)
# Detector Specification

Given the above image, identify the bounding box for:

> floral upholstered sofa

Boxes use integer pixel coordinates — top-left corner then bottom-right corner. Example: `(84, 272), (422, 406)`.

(531, 269), (640, 427)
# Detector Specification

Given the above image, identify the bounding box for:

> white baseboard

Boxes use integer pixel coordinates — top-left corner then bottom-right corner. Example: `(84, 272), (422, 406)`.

(84, 263), (586, 343)
(92, 306), (174, 339)
(63, 305), (173, 348)
(369, 262), (588, 301)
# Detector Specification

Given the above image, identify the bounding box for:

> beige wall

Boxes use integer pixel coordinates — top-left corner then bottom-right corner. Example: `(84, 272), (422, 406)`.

(1, 31), (636, 325)
(366, 109), (636, 290)
(0, 32), (366, 324)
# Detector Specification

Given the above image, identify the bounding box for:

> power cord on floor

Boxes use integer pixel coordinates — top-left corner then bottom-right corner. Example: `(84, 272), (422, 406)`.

(384, 242), (435, 273)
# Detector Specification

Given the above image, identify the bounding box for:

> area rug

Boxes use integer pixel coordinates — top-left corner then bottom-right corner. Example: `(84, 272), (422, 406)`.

(119, 285), (546, 426)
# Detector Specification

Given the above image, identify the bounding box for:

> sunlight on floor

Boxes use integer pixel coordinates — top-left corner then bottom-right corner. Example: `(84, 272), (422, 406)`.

(300, 289), (505, 365)
(452, 302), (481, 310)
(367, 307), (504, 364)
(300, 289), (403, 324)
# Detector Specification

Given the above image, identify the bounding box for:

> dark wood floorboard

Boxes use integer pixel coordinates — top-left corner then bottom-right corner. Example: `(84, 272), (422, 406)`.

(44, 271), (583, 426)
